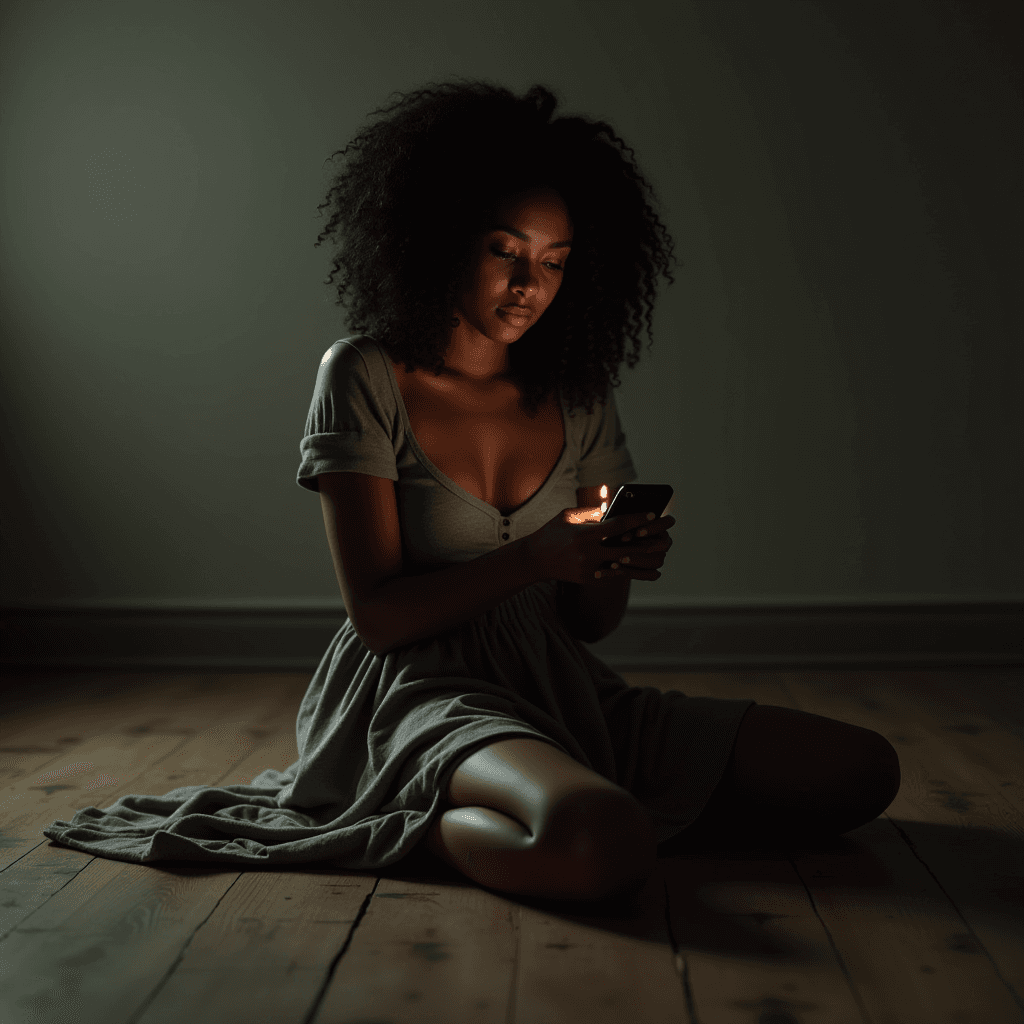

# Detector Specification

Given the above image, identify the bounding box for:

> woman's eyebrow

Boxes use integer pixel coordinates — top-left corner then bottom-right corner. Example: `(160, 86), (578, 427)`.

(491, 224), (572, 250)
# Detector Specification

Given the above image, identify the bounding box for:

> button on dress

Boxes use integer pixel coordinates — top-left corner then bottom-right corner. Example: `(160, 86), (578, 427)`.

(43, 336), (754, 868)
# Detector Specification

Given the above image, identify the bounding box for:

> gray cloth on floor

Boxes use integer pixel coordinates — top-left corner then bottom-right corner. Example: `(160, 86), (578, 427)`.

(43, 335), (754, 868)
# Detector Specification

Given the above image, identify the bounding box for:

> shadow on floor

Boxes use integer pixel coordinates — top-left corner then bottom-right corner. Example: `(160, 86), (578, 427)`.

(381, 817), (1024, 960)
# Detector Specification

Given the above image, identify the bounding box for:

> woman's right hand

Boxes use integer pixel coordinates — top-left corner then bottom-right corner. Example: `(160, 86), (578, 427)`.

(525, 506), (665, 585)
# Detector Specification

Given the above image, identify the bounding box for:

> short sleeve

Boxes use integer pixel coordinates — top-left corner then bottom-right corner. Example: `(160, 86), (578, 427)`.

(296, 340), (399, 492)
(575, 382), (638, 489)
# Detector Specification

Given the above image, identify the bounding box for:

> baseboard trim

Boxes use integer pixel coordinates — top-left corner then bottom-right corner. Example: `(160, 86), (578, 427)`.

(2, 601), (1020, 672)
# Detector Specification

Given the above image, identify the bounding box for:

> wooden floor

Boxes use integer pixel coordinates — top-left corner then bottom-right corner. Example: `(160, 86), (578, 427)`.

(1, 667), (1022, 1023)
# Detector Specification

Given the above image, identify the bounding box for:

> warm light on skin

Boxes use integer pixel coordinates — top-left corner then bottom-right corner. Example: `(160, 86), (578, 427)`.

(444, 186), (574, 384)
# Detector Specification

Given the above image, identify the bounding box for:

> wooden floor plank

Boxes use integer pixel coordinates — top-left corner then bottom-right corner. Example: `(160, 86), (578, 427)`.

(1, 678), (303, 934)
(512, 864), (685, 1024)
(132, 866), (375, 1024)
(312, 873), (518, 1023)
(0, 843), (94, 940)
(916, 669), (1024, 738)
(790, 814), (1023, 1023)
(0, 856), (239, 1024)
(0, 672), (306, 791)
(837, 669), (1023, 816)
(666, 851), (869, 1024)
(0, 676), (315, 1024)
(0, 673), (201, 789)
(1, 671), (199, 746)
(781, 671), (1024, 1016)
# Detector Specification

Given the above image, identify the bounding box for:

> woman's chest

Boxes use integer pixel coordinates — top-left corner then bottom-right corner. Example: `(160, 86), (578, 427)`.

(393, 366), (565, 516)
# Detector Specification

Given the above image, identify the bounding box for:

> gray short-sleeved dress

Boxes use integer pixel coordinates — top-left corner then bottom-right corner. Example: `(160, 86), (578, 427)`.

(43, 336), (754, 869)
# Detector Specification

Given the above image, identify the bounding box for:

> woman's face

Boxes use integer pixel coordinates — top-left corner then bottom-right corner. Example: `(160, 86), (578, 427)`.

(453, 185), (573, 343)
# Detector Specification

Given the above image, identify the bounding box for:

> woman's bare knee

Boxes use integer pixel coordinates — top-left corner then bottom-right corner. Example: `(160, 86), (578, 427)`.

(680, 705), (903, 845)
(538, 787), (658, 899)
(445, 736), (625, 837)
(426, 805), (531, 875)
(426, 800), (644, 902)
(729, 705), (902, 814)
(430, 753), (657, 902)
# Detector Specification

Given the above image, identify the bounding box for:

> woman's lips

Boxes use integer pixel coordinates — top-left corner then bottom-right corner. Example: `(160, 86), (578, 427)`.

(498, 306), (531, 320)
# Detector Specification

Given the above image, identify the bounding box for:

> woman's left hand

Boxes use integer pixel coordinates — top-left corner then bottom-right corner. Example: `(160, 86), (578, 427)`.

(613, 515), (675, 572)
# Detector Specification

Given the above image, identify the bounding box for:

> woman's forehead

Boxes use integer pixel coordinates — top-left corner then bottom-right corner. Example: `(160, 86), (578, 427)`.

(487, 190), (572, 232)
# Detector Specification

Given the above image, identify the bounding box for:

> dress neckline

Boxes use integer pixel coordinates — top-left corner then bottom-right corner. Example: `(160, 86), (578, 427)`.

(376, 343), (568, 518)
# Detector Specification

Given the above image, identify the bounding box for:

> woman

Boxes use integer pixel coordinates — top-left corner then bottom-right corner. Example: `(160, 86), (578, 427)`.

(44, 80), (900, 904)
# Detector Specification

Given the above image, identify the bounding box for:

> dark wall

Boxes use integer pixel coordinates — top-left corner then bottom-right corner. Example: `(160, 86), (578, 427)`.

(1, 0), (1020, 612)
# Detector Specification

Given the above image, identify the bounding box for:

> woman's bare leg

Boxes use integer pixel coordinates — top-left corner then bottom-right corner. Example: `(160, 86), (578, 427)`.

(424, 737), (657, 901)
(663, 704), (901, 853)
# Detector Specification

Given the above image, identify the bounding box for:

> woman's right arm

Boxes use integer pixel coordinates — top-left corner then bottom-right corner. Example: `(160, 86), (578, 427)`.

(318, 472), (544, 656)
(368, 540), (543, 655)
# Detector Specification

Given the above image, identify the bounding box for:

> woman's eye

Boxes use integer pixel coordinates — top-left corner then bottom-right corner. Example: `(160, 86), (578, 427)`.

(493, 250), (563, 271)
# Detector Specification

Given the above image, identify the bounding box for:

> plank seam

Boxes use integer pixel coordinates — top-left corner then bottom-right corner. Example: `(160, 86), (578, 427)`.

(0, 847), (98, 942)
(884, 813), (1024, 1014)
(662, 876), (701, 1024)
(0, 838), (48, 875)
(504, 903), (520, 1024)
(300, 875), (381, 1024)
(123, 869), (246, 1024)
(791, 857), (876, 1023)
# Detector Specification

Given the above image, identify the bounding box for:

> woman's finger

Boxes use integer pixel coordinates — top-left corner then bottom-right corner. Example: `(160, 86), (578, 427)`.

(619, 554), (663, 569)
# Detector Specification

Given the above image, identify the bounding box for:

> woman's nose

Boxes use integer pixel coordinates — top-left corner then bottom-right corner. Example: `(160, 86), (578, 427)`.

(508, 263), (539, 291)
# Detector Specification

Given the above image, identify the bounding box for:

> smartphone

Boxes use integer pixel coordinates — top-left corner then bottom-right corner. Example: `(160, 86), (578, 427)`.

(598, 484), (674, 546)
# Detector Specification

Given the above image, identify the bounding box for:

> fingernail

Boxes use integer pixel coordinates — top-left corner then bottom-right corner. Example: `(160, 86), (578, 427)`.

(622, 534), (631, 542)
(646, 512), (656, 520)
(611, 562), (619, 570)
(621, 556), (630, 564)
(637, 528), (647, 537)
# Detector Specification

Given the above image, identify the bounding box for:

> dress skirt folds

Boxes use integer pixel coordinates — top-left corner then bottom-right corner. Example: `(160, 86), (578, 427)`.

(44, 579), (754, 868)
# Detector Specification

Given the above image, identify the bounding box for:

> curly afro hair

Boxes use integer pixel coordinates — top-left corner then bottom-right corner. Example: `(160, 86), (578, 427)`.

(314, 78), (679, 418)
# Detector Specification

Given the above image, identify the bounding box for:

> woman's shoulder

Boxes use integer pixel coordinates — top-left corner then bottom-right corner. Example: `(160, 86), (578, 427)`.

(320, 333), (380, 362)
(313, 334), (391, 394)
(316, 334), (395, 382)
